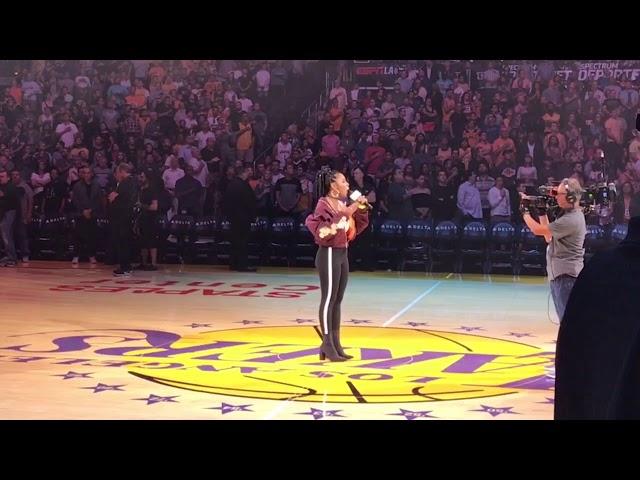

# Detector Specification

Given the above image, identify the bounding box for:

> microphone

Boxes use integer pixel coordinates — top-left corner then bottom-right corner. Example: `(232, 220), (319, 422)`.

(349, 190), (373, 211)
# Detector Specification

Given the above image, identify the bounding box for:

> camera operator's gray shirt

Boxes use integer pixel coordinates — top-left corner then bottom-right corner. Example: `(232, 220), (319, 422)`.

(547, 208), (586, 280)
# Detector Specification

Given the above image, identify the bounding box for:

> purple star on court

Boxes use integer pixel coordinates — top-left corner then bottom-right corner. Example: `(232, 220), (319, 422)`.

(292, 318), (316, 324)
(10, 356), (46, 363)
(346, 319), (372, 324)
(207, 402), (253, 414)
(405, 321), (429, 327)
(134, 394), (179, 405)
(507, 332), (535, 338)
(54, 371), (93, 380)
(389, 409), (437, 420)
(470, 405), (520, 417)
(298, 408), (345, 420)
(185, 323), (212, 328)
(82, 383), (125, 393)
(235, 320), (263, 325)
(538, 397), (555, 404)
(458, 326), (485, 332)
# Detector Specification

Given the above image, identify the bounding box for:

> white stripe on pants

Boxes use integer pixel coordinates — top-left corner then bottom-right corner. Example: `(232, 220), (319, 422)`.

(321, 247), (332, 335)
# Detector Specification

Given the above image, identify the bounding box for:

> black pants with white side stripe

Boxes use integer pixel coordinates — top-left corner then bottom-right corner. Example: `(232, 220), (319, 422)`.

(315, 246), (349, 336)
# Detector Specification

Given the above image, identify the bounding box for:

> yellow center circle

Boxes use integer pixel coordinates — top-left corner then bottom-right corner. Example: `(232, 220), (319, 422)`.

(127, 326), (550, 403)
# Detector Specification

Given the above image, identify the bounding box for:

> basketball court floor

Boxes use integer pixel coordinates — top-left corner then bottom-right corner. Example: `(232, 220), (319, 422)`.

(0, 262), (556, 420)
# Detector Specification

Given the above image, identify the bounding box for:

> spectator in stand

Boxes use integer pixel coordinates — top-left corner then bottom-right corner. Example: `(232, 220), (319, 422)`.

(236, 113), (254, 163)
(195, 123), (215, 151)
(162, 155), (185, 215)
(31, 158), (51, 213)
(175, 164), (203, 217)
(409, 173), (431, 220)
(517, 154), (538, 188)
(273, 133), (292, 170)
(270, 61), (287, 98)
(492, 127), (516, 168)
(321, 126), (341, 160)
(3, 59), (640, 272)
(431, 169), (457, 223)
(255, 63), (271, 98)
(364, 133), (386, 177)
(613, 182), (640, 224)
(605, 108), (627, 145)
(274, 163), (302, 220)
(255, 167), (274, 218)
(457, 171), (483, 222)
(394, 148), (412, 171)
(10, 169), (33, 263)
(55, 113), (79, 148)
(385, 168), (414, 222)
(618, 160), (640, 193)
(295, 164), (313, 215)
(488, 176), (512, 225)
(475, 162), (495, 219)
(329, 79), (348, 111)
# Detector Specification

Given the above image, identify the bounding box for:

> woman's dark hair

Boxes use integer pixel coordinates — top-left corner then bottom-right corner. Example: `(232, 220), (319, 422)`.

(621, 181), (633, 195)
(350, 165), (364, 179)
(314, 166), (339, 202)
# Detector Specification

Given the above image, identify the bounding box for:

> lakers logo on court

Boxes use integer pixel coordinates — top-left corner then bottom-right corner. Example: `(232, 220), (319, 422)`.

(1, 326), (552, 404)
(124, 326), (552, 403)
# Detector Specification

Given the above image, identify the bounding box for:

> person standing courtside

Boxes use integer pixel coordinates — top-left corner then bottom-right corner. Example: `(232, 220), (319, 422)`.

(108, 164), (137, 276)
(224, 166), (257, 272)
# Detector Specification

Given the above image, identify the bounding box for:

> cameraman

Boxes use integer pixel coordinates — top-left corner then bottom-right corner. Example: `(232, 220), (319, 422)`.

(520, 178), (586, 322)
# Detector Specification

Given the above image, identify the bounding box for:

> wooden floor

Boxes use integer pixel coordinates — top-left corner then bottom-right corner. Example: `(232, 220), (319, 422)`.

(0, 262), (557, 420)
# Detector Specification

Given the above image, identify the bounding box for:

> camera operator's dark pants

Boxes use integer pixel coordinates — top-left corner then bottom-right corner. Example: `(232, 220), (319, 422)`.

(73, 216), (97, 258)
(113, 217), (133, 271)
(550, 274), (576, 322)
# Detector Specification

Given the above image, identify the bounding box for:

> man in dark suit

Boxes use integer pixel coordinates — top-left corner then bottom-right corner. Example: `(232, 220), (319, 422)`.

(0, 169), (18, 266)
(224, 166), (257, 272)
(71, 165), (104, 265)
(555, 216), (640, 419)
(421, 60), (439, 88)
(517, 131), (545, 169)
(108, 163), (137, 276)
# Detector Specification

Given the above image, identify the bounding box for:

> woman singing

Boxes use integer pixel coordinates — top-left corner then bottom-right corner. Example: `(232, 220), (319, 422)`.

(305, 168), (370, 362)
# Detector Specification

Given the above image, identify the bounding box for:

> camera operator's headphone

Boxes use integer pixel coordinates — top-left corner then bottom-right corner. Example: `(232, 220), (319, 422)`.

(563, 179), (581, 204)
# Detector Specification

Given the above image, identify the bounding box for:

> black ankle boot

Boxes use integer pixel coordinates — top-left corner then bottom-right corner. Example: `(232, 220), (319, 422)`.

(333, 329), (353, 359)
(319, 335), (346, 362)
